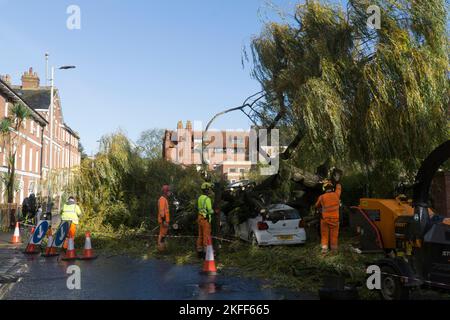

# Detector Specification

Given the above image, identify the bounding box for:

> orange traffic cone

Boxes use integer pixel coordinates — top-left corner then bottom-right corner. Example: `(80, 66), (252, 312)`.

(61, 236), (78, 261)
(42, 228), (59, 257)
(24, 227), (40, 255)
(202, 236), (217, 275)
(9, 222), (21, 244)
(79, 232), (97, 260)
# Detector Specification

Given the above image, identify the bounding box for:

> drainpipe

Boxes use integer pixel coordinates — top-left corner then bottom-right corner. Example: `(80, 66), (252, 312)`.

(39, 125), (45, 194)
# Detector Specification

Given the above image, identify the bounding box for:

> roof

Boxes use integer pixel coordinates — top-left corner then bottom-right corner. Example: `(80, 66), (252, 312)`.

(63, 123), (80, 139)
(11, 87), (51, 110)
(267, 204), (295, 211)
(0, 80), (48, 126)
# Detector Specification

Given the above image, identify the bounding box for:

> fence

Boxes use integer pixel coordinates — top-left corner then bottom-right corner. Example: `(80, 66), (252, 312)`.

(0, 204), (22, 230)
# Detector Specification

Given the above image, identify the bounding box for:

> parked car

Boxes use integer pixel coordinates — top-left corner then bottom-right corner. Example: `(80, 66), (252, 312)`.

(236, 204), (307, 246)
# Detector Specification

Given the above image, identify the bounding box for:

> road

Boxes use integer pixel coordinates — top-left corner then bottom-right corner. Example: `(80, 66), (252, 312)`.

(1, 215), (314, 300)
(3, 254), (315, 300)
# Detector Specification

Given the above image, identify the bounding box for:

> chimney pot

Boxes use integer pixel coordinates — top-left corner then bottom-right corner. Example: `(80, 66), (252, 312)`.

(1, 74), (11, 85)
(21, 67), (40, 89)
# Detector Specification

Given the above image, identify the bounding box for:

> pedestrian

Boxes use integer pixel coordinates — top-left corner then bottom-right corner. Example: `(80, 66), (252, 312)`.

(35, 205), (43, 225)
(61, 196), (82, 249)
(315, 181), (342, 254)
(157, 185), (171, 252)
(197, 182), (214, 258)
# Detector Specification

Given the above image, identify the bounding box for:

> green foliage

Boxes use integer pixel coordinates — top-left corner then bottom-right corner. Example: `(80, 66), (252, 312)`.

(249, 0), (449, 195)
(0, 103), (30, 203)
(67, 131), (204, 231)
(136, 128), (165, 159)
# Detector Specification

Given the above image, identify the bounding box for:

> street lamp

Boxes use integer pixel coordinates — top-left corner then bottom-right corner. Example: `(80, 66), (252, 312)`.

(49, 65), (76, 172)
(48, 64), (76, 213)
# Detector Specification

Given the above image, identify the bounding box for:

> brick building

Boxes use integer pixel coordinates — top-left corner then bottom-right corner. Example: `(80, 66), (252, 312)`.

(163, 121), (252, 183)
(0, 68), (81, 204)
(163, 121), (285, 183)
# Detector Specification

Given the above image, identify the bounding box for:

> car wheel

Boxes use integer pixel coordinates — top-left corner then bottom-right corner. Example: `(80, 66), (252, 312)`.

(250, 232), (259, 247)
(380, 266), (410, 300)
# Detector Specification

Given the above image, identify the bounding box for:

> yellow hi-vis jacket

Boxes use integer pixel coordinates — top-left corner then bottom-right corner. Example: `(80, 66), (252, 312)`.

(61, 204), (82, 225)
(198, 195), (214, 222)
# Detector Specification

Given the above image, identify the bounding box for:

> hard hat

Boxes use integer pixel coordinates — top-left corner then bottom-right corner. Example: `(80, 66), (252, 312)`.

(323, 181), (334, 191)
(162, 185), (170, 194)
(201, 182), (213, 191)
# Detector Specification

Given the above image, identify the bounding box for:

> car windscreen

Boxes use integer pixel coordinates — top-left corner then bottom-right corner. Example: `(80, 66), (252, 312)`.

(267, 209), (300, 222)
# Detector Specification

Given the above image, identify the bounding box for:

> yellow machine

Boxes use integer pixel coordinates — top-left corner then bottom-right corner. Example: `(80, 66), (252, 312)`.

(357, 197), (414, 250)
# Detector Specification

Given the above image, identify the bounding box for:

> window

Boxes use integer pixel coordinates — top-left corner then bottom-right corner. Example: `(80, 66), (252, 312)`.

(21, 144), (26, 170)
(240, 168), (246, 174)
(29, 148), (33, 172)
(229, 168), (237, 174)
(35, 150), (39, 173)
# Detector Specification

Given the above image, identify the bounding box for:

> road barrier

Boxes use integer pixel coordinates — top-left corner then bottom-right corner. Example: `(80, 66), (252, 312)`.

(9, 222), (21, 244)
(78, 232), (98, 260)
(42, 228), (59, 257)
(61, 237), (78, 261)
(202, 236), (217, 276)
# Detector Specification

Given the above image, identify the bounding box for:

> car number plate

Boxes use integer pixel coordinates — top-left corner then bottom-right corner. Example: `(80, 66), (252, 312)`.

(277, 235), (294, 240)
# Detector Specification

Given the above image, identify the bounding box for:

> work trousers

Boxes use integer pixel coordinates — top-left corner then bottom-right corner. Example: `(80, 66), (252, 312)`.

(321, 217), (339, 250)
(63, 223), (77, 249)
(158, 223), (169, 251)
(197, 215), (211, 252)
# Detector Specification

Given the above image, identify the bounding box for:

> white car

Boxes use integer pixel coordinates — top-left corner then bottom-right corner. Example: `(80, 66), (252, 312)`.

(236, 204), (307, 246)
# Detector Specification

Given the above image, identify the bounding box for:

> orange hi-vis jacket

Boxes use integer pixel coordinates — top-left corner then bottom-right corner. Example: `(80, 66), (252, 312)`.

(158, 196), (170, 224)
(315, 184), (342, 219)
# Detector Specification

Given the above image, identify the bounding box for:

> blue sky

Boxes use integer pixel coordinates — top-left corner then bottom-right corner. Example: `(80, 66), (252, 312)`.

(0, 0), (345, 154)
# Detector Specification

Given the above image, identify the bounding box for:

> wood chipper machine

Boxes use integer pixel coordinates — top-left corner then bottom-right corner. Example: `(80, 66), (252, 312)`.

(349, 140), (450, 299)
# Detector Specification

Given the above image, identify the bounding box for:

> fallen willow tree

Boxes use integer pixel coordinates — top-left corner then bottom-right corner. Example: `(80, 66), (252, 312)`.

(246, 0), (449, 196)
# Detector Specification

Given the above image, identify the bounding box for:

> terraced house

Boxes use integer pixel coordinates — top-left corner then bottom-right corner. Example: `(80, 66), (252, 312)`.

(0, 68), (81, 204)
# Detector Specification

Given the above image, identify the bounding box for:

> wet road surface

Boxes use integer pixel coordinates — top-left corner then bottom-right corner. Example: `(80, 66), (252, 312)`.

(4, 254), (316, 300)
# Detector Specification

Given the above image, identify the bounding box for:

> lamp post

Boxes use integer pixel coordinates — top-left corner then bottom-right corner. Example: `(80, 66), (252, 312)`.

(49, 65), (75, 172)
(48, 65), (76, 210)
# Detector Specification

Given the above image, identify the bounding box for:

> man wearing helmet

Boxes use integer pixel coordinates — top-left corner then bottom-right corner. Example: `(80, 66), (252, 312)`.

(157, 185), (171, 252)
(197, 182), (214, 258)
(315, 181), (342, 254)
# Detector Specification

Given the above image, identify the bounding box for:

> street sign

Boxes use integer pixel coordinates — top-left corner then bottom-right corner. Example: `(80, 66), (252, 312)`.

(30, 220), (50, 245)
(53, 221), (71, 248)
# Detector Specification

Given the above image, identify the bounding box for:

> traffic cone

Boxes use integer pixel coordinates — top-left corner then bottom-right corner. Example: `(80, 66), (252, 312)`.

(23, 227), (40, 255)
(79, 232), (97, 260)
(42, 228), (59, 257)
(9, 222), (21, 244)
(61, 236), (78, 261)
(201, 236), (217, 275)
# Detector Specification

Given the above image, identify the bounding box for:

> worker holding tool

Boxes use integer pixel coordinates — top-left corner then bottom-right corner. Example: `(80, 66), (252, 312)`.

(197, 182), (214, 258)
(315, 181), (342, 254)
(61, 196), (82, 249)
(157, 185), (171, 252)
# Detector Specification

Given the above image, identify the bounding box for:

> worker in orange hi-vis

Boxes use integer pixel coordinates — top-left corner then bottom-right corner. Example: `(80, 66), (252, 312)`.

(315, 181), (342, 254)
(157, 185), (171, 252)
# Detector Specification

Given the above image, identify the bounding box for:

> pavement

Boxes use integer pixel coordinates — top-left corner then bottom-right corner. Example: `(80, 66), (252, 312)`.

(0, 230), (29, 299)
